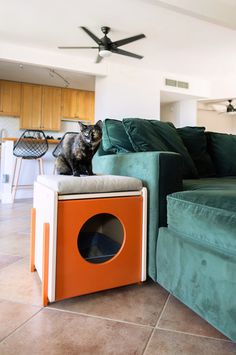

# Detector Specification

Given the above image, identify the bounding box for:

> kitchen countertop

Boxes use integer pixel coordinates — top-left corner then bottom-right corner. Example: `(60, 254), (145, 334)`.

(1, 137), (59, 204)
(1, 137), (60, 144)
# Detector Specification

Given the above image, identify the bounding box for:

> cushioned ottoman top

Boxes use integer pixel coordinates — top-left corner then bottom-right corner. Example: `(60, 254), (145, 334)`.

(167, 189), (236, 254)
(37, 175), (142, 195)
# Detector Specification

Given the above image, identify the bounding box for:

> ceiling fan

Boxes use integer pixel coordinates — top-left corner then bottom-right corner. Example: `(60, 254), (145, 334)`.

(226, 99), (236, 112)
(209, 99), (236, 114)
(58, 26), (146, 63)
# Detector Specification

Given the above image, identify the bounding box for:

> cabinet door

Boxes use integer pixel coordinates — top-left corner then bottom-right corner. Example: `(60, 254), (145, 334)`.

(20, 84), (42, 129)
(62, 88), (95, 121)
(0, 80), (21, 116)
(62, 88), (78, 119)
(42, 86), (61, 131)
(77, 90), (95, 122)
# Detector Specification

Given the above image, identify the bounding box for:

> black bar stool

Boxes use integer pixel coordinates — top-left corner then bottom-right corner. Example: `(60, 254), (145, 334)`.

(52, 132), (77, 174)
(12, 130), (48, 202)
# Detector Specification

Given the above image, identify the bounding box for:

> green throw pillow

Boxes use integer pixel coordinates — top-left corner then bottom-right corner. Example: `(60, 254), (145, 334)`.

(102, 118), (134, 153)
(207, 132), (236, 176)
(177, 126), (216, 178)
(123, 118), (198, 178)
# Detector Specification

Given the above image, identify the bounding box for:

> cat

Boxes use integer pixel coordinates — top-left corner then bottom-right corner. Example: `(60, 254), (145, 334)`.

(55, 120), (102, 176)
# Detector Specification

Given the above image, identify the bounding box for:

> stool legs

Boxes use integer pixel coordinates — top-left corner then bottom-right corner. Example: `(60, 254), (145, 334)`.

(53, 161), (57, 175)
(11, 157), (45, 202)
(38, 158), (44, 175)
(11, 157), (22, 202)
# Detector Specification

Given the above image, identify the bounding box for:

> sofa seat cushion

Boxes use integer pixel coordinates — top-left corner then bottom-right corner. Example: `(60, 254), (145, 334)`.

(167, 189), (236, 255)
(183, 177), (236, 191)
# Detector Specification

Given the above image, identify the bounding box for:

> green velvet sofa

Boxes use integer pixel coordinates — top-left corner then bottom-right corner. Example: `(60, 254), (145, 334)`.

(92, 118), (236, 341)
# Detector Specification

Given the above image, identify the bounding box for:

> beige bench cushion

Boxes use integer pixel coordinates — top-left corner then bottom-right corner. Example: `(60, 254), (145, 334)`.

(37, 175), (142, 195)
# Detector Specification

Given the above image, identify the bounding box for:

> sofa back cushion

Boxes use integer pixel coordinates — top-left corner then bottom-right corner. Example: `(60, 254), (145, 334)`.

(123, 118), (198, 178)
(102, 118), (134, 153)
(177, 126), (216, 177)
(207, 132), (236, 176)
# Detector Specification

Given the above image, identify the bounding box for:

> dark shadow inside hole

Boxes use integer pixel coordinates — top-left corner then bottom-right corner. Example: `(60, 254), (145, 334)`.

(77, 213), (124, 264)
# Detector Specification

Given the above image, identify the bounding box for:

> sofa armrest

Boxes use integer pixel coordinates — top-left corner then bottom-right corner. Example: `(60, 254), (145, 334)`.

(93, 151), (183, 280)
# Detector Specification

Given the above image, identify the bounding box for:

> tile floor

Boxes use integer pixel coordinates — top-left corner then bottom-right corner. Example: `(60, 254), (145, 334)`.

(0, 199), (236, 354)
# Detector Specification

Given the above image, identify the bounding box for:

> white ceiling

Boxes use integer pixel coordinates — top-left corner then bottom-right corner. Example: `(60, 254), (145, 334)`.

(1, 0), (236, 89)
(0, 61), (95, 90)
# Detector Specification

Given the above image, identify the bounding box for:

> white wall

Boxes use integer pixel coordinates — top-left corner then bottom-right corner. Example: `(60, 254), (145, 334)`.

(159, 72), (211, 98)
(161, 102), (180, 125)
(210, 78), (236, 99)
(197, 109), (236, 134)
(159, 71), (211, 127)
(179, 100), (197, 126)
(161, 99), (197, 127)
(95, 63), (161, 121)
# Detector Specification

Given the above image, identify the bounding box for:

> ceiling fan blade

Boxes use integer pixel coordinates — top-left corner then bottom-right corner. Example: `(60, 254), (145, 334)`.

(80, 27), (101, 45)
(111, 48), (143, 59)
(112, 34), (145, 48)
(58, 46), (98, 49)
(95, 54), (103, 63)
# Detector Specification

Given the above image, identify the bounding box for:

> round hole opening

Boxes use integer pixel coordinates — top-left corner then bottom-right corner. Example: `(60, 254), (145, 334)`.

(77, 213), (124, 264)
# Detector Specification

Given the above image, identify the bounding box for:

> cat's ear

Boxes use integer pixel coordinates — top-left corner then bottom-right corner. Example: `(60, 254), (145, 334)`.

(78, 121), (87, 131)
(95, 120), (103, 129)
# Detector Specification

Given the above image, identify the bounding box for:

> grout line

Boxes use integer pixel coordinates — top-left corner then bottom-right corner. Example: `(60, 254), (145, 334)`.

(142, 328), (155, 355)
(45, 306), (154, 329)
(0, 252), (23, 257)
(0, 257), (25, 271)
(142, 293), (171, 354)
(156, 326), (233, 343)
(0, 297), (42, 308)
(155, 293), (171, 328)
(0, 308), (43, 344)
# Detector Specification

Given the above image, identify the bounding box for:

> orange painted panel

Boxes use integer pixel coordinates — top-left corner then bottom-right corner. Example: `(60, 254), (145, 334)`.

(55, 196), (143, 301)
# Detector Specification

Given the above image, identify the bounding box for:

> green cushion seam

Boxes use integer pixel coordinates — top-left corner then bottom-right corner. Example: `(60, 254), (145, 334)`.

(167, 226), (236, 257)
(168, 196), (236, 215)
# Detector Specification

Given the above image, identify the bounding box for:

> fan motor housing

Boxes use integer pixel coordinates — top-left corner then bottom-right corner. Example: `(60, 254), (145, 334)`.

(101, 26), (110, 35)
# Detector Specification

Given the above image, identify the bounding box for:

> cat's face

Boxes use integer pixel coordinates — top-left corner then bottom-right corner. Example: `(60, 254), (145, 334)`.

(78, 121), (102, 145)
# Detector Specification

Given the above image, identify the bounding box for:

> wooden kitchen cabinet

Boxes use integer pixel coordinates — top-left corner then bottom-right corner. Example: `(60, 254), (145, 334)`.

(77, 90), (95, 121)
(42, 86), (62, 131)
(0, 80), (21, 116)
(20, 83), (61, 131)
(62, 88), (94, 122)
(20, 83), (42, 129)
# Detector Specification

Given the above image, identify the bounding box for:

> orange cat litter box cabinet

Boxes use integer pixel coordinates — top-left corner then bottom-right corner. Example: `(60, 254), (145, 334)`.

(30, 175), (147, 306)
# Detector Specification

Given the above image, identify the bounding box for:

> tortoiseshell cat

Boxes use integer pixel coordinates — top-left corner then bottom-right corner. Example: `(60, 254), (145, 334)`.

(55, 121), (102, 176)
